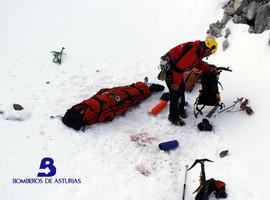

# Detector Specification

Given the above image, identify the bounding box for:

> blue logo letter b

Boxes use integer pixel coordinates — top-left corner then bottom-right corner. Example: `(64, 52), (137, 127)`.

(37, 157), (56, 177)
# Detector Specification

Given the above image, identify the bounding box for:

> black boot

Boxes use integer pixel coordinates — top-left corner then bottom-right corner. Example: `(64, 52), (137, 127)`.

(215, 190), (227, 198)
(168, 115), (185, 126)
(179, 109), (188, 119)
(149, 84), (165, 92)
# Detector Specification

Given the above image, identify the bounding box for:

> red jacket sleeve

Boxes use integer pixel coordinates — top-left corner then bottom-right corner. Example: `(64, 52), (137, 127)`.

(195, 61), (214, 73)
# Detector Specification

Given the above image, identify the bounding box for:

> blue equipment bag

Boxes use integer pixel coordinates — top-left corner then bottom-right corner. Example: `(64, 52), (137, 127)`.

(159, 140), (179, 151)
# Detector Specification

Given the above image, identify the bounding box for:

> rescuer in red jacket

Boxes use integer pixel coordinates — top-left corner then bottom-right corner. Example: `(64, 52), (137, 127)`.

(159, 38), (218, 126)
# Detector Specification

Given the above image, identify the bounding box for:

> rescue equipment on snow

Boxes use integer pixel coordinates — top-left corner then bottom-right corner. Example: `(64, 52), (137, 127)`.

(188, 159), (213, 190)
(158, 140), (179, 151)
(149, 93), (170, 115)
(51, 47), (65, 64)
(149, 93), (189, 116)
(149, 100), (168, 115)
(62, 82), (164, 130)
(188, 159), (227, 200)
(182, 165), (189, 200)
(219, 97), (254, 115)
(194, 67), (232, 118)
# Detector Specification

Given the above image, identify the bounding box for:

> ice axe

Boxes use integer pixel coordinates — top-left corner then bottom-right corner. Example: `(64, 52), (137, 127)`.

(188, 159), (213, 193)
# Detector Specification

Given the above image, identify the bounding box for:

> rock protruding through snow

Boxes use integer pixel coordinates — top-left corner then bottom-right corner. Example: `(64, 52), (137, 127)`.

(0, 104), (30, 121)
(207, 0), (270, 50)
(224, 0), (270, 34)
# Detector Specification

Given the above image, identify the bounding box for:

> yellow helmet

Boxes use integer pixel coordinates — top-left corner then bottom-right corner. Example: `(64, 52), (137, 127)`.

(205, 38), (218, 54)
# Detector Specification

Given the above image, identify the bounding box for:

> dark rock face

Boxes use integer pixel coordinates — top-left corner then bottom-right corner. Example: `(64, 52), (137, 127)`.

(209, 21), (224, 37)
(223, 0), (270, 33)
(207, 0), (270, 50)
(254, 3), (270, 33)
(246, 1), (258, 20)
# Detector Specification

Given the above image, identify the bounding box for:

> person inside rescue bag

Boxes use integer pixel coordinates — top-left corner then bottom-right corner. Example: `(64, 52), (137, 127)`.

(158, 37), (218, 126)
(62, 82), (165, 130)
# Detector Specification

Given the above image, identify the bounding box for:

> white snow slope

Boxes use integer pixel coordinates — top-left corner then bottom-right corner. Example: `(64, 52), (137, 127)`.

(1, 0), (270, 199)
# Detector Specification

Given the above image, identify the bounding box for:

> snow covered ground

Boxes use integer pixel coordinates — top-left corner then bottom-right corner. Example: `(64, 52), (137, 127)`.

(1, 0), (270, 199)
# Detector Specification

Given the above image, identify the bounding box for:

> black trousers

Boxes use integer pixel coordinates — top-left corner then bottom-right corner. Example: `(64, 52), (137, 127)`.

(165, 79), (185, 120)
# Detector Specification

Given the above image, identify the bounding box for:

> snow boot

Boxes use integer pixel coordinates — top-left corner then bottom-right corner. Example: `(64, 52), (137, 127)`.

(149, 84), (165, 92)
(179, 109), (188, 119)
(168, 116), (185, 126)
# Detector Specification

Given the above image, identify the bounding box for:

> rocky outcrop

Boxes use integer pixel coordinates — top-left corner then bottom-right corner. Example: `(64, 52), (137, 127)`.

(223, 28), (231, 51)
(225, 28), (232, 38)
(223, 39), (230, 51)
(253, 3), (270, 33)
(208, 21), (225, 37)
(224, 0), (270, 33)
(207, 0), (270, 50)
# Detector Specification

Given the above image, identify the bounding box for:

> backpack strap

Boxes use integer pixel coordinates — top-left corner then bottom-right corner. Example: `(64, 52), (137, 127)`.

(130, 84), (145, 96)
(174, 44), (194, 66)
(80, 101), (95, 112)
(92, 96), (116, 122)
(116, 89), (135, 104)
(218, 81), (224, 90)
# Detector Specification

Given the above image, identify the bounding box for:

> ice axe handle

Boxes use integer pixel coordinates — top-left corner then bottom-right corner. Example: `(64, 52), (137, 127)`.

(216, 67), (232, 72)
(182, 165), (188, 200)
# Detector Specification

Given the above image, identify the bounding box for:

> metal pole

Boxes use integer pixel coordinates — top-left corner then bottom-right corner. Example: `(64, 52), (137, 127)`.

(182, 165), (188, 200)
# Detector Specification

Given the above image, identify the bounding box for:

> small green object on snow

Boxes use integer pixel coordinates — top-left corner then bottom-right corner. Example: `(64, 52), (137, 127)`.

(51, 47), (65, 64)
